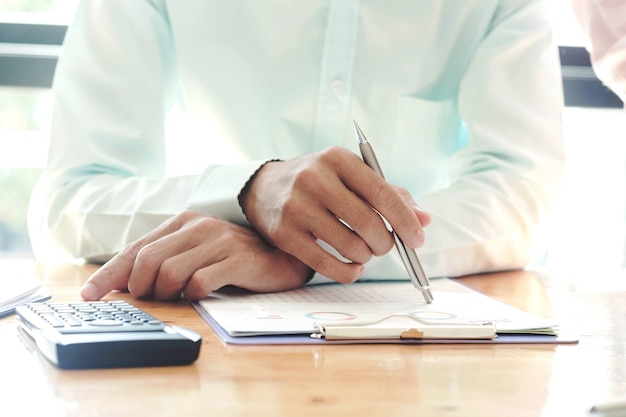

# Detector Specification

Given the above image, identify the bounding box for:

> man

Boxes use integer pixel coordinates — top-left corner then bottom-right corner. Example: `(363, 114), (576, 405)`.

(28, 1), (564, 301)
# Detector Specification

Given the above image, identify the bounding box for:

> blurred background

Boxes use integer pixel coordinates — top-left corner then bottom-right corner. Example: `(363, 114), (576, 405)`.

(0, 1), (624, 273)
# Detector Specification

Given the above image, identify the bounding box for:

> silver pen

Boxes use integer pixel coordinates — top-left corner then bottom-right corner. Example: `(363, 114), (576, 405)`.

(353, 120), (434, 304)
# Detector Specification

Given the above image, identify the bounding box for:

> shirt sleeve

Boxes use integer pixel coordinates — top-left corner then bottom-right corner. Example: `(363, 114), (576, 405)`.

(27, 0), (262, 262)
(572, 0), (626, 103)
(311, 0), (565, 284)
(420, 1), (565, 278)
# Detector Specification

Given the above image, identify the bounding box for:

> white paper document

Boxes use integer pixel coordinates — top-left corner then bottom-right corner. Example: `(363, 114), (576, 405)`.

(198, 278), (559, 340)
(0, 279), (50, 317)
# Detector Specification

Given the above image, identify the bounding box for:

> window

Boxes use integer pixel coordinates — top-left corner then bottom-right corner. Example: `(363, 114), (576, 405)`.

(543, 2), (626, 271)
(0, 0), (77, 258)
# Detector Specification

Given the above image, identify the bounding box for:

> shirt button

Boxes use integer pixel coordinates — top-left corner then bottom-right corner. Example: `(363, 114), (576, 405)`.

(330, 79), (344, 94)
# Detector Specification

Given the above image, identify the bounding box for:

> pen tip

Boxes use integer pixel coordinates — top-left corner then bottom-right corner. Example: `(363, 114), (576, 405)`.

(352, 120), (367, 144)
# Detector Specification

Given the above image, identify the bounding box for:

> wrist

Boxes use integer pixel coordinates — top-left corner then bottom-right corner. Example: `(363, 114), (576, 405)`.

(238, 159), (281, 223)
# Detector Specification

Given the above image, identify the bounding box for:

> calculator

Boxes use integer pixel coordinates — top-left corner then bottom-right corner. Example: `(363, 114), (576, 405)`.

(16, 300), (202, 369)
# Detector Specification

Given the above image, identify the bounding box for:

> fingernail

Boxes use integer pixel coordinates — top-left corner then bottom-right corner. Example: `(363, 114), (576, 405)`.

(358, 264), (366, 278)
(80, 282), (98, 300)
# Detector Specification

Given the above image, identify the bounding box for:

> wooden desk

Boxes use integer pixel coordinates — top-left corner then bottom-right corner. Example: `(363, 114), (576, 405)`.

(1, 259), (625, 417)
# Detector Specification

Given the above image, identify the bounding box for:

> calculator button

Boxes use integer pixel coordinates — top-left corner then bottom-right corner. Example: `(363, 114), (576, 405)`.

(89, 319), (124, 326)
(20, 301), (168, 334)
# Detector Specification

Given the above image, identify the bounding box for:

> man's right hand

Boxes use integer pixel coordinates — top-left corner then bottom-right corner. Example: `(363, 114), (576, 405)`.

(239, 146), (431, 284)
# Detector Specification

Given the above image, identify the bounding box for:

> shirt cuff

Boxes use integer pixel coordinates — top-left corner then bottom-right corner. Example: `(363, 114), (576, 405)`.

(186, 160), (270, 226)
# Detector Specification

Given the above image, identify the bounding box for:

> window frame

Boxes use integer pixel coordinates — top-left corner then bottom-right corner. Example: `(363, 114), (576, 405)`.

(559, 45), (623, 108)
(0, 21), (65, 88)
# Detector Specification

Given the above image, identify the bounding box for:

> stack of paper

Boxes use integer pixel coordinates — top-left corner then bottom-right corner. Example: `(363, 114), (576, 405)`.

(0, 280), (50, 318)
(194, 278), (577, 345)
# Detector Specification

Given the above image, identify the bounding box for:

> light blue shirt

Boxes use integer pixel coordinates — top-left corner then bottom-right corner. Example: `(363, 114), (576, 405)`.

(28, 0), (565, 282)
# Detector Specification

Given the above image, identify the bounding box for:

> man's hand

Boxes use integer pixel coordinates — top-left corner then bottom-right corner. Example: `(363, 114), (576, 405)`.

(80, 210), (312, 301)
(240, 146), (431, 284)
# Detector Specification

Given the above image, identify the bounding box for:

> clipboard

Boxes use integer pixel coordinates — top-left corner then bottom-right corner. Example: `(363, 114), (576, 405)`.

(192, 278), (579, 345)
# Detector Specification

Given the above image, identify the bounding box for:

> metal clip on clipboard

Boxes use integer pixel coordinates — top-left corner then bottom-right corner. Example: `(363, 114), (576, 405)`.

(314, 313), (497, 341)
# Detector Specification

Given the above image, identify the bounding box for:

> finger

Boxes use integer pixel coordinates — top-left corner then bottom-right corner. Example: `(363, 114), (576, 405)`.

(282, 163), (394, 258)
(394, 186), (431, 237)
(321, 186), (395, 256)
(339, 161), (424, 249)
(127, 230), (198, 298)
(151, 244), (219, 301)
(81, 213), (196, 300)
(80, 240), (143, 301)
(182, 262), (241, 301)
(134, 215), (243, 300)
(295, 203), (375, 264)
(284, 231), (366, 284)
(412, 204), (432, 228)
(182, 250), (309, 300)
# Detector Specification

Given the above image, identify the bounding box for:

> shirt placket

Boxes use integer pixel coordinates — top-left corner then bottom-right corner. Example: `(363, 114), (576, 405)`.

(311, 0), (360, 151)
